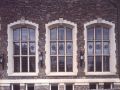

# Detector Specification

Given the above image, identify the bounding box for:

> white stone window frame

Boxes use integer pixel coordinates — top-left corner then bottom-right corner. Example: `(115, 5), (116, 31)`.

(84, 18), (116, 75)
(45, 18), (78, 76)
(7, 20), (39, 76)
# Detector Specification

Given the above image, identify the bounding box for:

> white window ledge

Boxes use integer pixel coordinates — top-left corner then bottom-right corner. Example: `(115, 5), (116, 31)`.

(46, 72), (77, 76)
(8, 72), (38, 76)
(85, 72), (116, 76)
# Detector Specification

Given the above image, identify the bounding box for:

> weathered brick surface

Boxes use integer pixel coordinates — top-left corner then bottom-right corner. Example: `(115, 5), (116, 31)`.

(0, 0), (119, 79)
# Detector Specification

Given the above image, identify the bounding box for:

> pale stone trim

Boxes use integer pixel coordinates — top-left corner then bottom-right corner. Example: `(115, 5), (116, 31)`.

(7, 19), (39, 76)
(84, 18), (116, 75)
(45, 18), (78, 76)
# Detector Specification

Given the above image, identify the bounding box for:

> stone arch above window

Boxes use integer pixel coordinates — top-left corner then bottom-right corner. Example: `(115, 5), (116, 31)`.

(45, 18), (78, 76)
(84, 18), (116, 75)
(7, 19), (39, 76)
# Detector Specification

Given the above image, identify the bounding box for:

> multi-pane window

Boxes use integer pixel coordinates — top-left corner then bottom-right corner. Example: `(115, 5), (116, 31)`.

(87, 26), (110, 72)
(89, 83), (98, 89)
(104, 83), (112, 89)
(13, 28), (36, 72)
(50, 26), (73, 72)
(11, 84), (20, 90)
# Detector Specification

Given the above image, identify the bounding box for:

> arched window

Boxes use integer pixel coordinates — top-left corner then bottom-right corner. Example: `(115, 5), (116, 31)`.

(7, 19), (39, 76)
(45, 18), (78, 76)
(84, 18), (116, 75)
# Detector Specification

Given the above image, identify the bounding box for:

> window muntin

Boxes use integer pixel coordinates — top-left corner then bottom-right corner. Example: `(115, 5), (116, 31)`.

(13, 27), (36, 73)
(87, 26), (110, 72)
(50, 26), (73, 72)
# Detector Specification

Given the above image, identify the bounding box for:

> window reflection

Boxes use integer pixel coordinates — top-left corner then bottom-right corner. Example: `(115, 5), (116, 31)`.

(59, 56), (65, 72)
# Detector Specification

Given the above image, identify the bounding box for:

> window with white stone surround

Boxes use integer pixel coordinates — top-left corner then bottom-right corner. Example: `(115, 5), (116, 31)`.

(7, 19), (39, 76)
(84, 18), (116, 75)
(45, 18), (77, 76)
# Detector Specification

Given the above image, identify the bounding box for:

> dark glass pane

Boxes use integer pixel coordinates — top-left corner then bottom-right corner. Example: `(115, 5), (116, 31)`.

(103, 42), (109, 55)
(51, 84), (58, 90)
(29, 43), (35, 55)
(50, 28), (57, 40)
(27, 84), (34, 90)
(22, 57), (28, 72)
(89, 83), (96, 89)
(103, 56), (110, 71)
(13, 84), (20, 90)
(50, 42), (57, 55)
(21, 28), (28, 41)
(104, 83), (111, 89)
(66, 84), (73, 90)
(95, 27), (102, 40)
(87, 42), (94, 55)
(88, 56), (94, 72)
(87, 27), (94, 40)
(66, 57), (73, 72)
(58, 27), (64, 40)
(29, 57), (35, 72)
(66, 27), (72, 40)
(96, 56), (102, 71)
(66, 42), (73, 55)
(103, 28), (109, 40)
(58, 42), (65, 55)
(51, 56), (57, 72)
(58, 56), (65, 72)
(14, 42), (20, 55)
(22, 43), (28, 55)
(95, 42), (102, 55)
(14, 57), (20, 72)
(13, 29), (20, 42)
(29, 29), (35, 41)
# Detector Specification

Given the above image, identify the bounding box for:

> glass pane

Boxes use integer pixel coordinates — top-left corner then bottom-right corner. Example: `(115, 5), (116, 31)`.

(95, 26), (102, 40)
(51, 56), (57, 72)
(103, 56), (110, 71)
(21, 28), (28, 41)
(103, 42), (109, 55)
(13, 84), (20, 90)
(87, 27), (94, 40)
(58, 27), (64, 40)
(14, 42), (20, 55)
(22, 57), (28, 72)
(87, 42), (94, 55)
(29, 57), (35, 72)
(66, 84), (73, 90)
(50, 42), (57, 55)
(96, 56), (102, 71)
(89, 83), (96, 89)
(103, 28), (109, 40)
(29, 43), (35, 55)
(22, 43), (28, 55)
(66, 27), (72, 40)
(66, 42), (73, 55)
(104, 83), (111, 89)
(13, 29), (20, 42)
(95, 42), (102, 55)
(58, 42), (65, 55)
(58, 56), (65, 72)
(29, 29), (35, 41)
(50, 28), (57, 40)
(27, 84), (34, 90)
(14, 57), (20, 72)
(66, 57), (73, 72)
(51, 84), (58, 90)
(88, 56), (94, 72)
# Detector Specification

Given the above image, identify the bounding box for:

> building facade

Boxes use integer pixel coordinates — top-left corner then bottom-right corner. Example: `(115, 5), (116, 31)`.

(0, 0), (120, 90)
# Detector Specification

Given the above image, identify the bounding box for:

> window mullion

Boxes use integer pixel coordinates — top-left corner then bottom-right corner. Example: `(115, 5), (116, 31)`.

(20, 28), (22, 72)
(102, 26), (103, 72)
(94, 26), (96, 72)
(57, 27), (59, 72)
(65, 26), (66, 72)
(28, 29), (30, 72)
